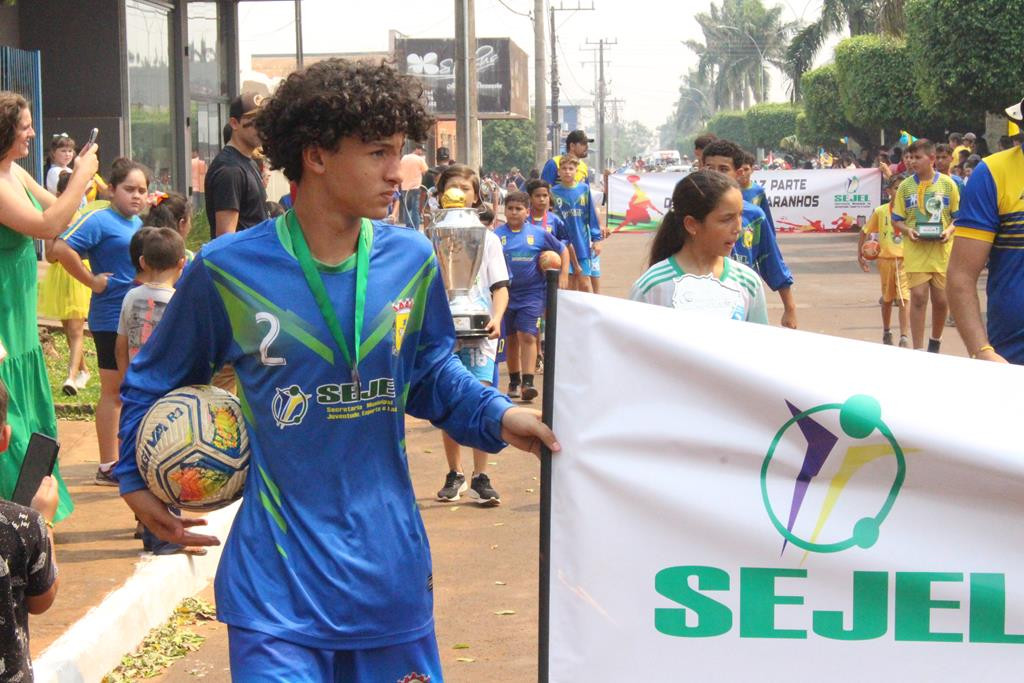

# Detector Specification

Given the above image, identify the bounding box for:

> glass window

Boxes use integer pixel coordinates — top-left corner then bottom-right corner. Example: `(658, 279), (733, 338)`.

(188, 2), (223, 98)
(126, 0), (174, 191)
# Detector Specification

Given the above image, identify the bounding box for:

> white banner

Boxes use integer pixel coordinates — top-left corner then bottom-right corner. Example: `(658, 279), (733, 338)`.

(608, 169), (882, 233)
(548, 291), (1024, 681)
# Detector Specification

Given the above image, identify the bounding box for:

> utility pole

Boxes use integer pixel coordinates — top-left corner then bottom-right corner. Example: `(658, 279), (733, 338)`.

(454, 0), (478, 168)
(294, 0), (304, 69)
(606, 96), (624, 165)
(548, 2), (594, 158)
(583, 37), (615, 174)
(534, 0), (546, 167)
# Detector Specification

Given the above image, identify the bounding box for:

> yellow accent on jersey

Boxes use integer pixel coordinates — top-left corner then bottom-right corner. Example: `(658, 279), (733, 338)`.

(552, 155), (589, 184)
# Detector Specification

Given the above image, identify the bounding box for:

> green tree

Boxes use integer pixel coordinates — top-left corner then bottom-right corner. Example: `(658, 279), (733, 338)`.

(905, 0), (1024, 119)
(611, 119), (654, 166)
(798, 64), (853, 148)
(706, 110), (753, 150)
(784, 0), (906, 101)
(686, 0), (796, 111)
(481, 119), (535, 175)
(745, 102), (799, 149)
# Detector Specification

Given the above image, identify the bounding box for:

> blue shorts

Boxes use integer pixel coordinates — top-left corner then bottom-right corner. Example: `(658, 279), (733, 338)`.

(228, 626), (442, 682)
(569, 256), (598, 277)
(456, 345), (496, 383)
(504, 300), (544, 336)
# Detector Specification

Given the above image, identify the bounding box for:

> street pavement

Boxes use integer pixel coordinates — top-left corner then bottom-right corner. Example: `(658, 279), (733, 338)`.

(32, 229), (978, 681)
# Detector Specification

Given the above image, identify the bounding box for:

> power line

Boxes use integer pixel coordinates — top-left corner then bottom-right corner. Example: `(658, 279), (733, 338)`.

(494, 0), (532, 19)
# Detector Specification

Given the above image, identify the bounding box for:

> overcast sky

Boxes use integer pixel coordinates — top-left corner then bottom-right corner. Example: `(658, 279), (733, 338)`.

(238, 0), (841, 134)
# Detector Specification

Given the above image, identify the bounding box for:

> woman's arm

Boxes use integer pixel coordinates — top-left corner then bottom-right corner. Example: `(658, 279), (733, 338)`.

(0, 147), (98, 239)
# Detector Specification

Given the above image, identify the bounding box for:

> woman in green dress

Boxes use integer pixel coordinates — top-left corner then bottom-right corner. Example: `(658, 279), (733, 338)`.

(0, 91), (98, 521)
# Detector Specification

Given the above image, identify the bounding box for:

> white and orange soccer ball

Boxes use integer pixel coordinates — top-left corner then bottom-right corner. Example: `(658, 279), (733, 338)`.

(538, 250), (562, 270)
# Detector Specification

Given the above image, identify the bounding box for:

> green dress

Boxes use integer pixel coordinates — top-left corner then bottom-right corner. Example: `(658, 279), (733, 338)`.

(0, 189), (74, 520)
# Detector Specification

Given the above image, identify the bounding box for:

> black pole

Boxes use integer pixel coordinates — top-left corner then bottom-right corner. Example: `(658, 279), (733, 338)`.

(538, 268), (558, 683)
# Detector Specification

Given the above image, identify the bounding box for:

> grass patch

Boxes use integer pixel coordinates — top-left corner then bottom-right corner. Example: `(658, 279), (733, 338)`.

(187, 210), (211, 255)
(41, 327), (100, 420)
(103, 597), (216, 682)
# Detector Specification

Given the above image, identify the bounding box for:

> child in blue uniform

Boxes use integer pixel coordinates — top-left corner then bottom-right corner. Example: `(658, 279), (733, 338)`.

(494, 192), (567, 401)
(116, 59), (558, 682)
(525, 178), (566, 236)
(550, 156), (602, 293)
(702, 139), (798, 328)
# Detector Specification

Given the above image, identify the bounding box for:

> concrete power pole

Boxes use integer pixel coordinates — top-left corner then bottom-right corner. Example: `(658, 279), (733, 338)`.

(455, 0), (479, 168)
(533, 0), (546, 167)
(584, 38), (615, 174)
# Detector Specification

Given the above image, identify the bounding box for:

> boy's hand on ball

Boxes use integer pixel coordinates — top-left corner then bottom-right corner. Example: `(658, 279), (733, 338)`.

(500, 407), (560, 457)
(123, 490), (221, 547)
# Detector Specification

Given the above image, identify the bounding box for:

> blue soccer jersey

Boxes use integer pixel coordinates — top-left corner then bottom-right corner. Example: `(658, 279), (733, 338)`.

(526, 210), (565, 236)
(550, 183), (601, 260)
(954, 146), (1024, 364)
(742, 182), (777, 235)
(61, 206), (142, 332)
(732, 200), (793, 292)
(493, 222), (565, 307)
(116, 215), (514, 649)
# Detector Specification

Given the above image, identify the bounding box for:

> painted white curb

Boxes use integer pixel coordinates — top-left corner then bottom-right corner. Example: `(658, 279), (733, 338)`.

(34, 501), (239, 683)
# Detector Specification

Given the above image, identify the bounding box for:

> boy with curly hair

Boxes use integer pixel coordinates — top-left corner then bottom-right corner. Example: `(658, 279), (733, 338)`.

(116, 59), (557, 680)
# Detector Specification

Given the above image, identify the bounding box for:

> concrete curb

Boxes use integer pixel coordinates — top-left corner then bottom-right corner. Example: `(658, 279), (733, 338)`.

(34, 502), (239, 683)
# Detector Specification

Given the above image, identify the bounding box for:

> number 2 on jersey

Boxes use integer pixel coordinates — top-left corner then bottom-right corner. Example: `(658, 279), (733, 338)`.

(256, 312), (286, 366)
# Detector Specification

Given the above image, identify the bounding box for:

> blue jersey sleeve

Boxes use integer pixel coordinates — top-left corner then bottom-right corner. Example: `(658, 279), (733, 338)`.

(542, 229), (565, 253)
(405, 259), (513, 452)
(954, 161), (999, 233)
(587, 189), (602, 242)
(115, 253), (234, 494)
(61, 210), (101, 257)
(752, 209), (794, 291)
(541, 159), (559, 185)
(758, 187), (777, 234)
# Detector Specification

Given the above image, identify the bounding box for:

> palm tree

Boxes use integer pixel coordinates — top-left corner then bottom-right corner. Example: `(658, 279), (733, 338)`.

(784, 0), (906, 100)
(685, 0), (797, 111)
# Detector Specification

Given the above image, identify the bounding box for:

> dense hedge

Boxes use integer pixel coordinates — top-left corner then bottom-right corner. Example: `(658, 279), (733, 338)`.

(745, 103), (799, 150)
(706, 111), (752, 151)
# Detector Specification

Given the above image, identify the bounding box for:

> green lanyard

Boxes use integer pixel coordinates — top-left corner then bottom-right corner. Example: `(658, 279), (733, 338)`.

(285, 210), (370, 392)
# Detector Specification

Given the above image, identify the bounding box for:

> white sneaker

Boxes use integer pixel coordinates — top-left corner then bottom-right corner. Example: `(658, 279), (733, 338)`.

(61, 379), (77, 396)
(75, 370), (91, 390)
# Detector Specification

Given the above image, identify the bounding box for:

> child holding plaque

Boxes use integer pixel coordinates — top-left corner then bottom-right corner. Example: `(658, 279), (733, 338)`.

(891, 138), (960, 352)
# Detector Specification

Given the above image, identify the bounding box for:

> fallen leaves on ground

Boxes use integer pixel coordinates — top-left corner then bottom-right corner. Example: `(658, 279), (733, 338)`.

(102, 597), (216, 682)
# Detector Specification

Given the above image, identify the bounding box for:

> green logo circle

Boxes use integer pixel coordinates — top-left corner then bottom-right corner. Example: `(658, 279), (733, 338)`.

(760, 395), (905, 554)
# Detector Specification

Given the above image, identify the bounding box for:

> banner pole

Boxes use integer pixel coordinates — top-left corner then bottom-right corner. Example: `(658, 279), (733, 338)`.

(538, 269), (558, 683)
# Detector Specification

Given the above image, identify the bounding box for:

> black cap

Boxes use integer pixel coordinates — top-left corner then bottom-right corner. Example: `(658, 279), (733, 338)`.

(229, 92), (264, 120)
(436, 146), (450, 161)
(566, 130), (593, 145)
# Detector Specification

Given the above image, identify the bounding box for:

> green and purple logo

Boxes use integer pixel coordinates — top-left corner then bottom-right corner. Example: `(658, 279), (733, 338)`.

(760, 395), (906, 555)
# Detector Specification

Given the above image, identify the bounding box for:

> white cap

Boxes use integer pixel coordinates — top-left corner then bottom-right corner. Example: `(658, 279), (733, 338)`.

(1006, 98), (1024, 122)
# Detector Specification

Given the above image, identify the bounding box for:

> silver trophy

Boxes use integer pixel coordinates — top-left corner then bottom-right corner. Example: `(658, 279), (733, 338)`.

(427, 202), (491, 338)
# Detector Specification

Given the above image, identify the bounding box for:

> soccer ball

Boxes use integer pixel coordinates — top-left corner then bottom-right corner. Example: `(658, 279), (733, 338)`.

(136, 385), (250, 512)
(538, 250), (561, 270)
(861, 240), (881, 261)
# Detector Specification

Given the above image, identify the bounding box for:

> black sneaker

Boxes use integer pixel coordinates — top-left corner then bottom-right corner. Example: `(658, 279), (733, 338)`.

(521, 384), (539, 402)
(437, 471), (467, 502)
(927, 338), (941, 353)
(95, 467), (119, 487)
(882, 331), (893, 345)
(507, 383), (520, 399)
(469, 473), (500, 506)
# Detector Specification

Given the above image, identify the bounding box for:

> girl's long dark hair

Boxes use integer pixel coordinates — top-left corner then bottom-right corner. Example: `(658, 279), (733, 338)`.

(648, 170), (739, 266)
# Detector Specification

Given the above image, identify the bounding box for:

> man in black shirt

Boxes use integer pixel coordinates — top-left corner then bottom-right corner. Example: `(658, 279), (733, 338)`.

(0, 380), (59, 681)
(205, 92), (269, 239)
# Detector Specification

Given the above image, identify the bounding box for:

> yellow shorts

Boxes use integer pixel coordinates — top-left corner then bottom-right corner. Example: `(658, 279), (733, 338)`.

(906, 271), (947, 290)
(877, 258), (909, 303)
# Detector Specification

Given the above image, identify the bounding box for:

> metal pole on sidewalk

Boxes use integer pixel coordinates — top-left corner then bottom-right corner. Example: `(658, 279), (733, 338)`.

(538, 268), (559, 683)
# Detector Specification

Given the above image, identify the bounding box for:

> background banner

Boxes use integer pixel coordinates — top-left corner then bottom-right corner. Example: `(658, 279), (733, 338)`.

(546, 291), (1024, 681)
(607, 168), (882, 233)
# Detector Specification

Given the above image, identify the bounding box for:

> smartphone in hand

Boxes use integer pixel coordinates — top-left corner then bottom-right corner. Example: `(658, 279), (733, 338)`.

(80, 127), (99, 156)
(11, 433), (60, 507)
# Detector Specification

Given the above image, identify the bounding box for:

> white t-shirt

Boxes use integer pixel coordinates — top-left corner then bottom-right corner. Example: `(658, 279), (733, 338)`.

(45, 165), (70, 194)
(460, 230), (509, 360)
(117, 283), (176, 360)
(630, 255), (768, 324)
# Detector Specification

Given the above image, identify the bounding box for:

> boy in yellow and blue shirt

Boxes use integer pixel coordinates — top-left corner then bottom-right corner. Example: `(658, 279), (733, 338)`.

(859, 174), (909, 347)
(891, 138), (960, 352)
